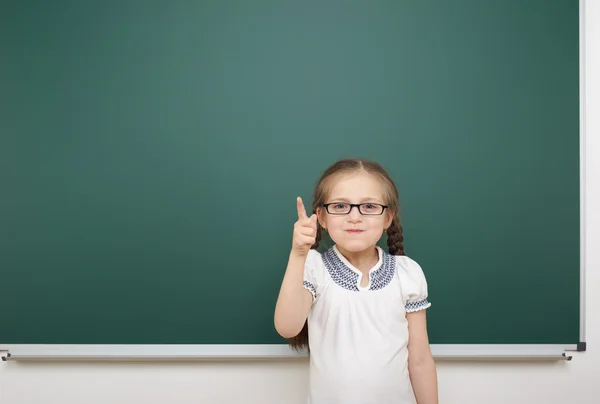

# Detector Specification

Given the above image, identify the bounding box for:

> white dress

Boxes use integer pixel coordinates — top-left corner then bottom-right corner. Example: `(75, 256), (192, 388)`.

(302, 245), (431, 404)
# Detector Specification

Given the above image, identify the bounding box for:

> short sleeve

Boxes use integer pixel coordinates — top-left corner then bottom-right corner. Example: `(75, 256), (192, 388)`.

(303, 249), (323, 302)
(396, 256), (431, 313)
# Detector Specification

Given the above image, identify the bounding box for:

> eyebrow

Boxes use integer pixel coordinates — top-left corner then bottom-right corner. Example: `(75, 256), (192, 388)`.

(327, 197), (384, 203)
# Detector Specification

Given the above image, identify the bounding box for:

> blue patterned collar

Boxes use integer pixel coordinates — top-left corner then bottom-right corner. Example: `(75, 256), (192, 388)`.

(322, 246), (396, 291)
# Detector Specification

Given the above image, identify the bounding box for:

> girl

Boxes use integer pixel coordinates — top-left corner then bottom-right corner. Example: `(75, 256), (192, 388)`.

(274, 158), (438, 404)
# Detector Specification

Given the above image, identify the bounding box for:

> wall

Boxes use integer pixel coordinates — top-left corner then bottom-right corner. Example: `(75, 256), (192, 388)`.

(1, 2), (598, 403)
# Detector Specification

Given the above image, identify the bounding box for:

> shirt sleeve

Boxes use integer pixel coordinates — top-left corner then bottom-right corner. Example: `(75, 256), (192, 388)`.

(303, 249), (322, 302)
(396, 256), (431, 313)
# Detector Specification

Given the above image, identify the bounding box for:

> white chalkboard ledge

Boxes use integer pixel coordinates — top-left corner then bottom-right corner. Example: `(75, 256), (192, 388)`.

(0, 344), (578, 361)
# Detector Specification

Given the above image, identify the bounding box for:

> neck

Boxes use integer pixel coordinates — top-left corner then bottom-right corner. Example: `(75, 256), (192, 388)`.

(336, 245), (379, 273)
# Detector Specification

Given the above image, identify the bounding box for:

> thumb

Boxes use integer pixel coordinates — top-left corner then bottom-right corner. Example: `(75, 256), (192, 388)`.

(310, 214), (318, 227)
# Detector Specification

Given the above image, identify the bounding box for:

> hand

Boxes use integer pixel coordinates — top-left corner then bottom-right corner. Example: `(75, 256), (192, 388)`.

(292, 197), (318, 257)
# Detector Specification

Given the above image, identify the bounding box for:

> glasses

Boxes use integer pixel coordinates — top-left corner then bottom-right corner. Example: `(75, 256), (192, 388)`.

(322, 202), (388, 215)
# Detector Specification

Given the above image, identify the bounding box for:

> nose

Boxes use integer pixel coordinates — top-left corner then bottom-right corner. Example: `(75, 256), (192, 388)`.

(347, 206), (362, 222)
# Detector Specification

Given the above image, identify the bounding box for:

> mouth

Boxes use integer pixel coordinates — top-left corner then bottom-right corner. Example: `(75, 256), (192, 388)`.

(346, 229), (364, 233)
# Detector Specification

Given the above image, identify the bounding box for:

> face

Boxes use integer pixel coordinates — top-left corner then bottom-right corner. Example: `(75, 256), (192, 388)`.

(317, 171), (393, 253)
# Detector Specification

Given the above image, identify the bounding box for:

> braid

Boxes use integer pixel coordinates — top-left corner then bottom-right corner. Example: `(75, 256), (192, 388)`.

(311, 215), (322, 250)
(387, 215), (405, 256)
(287, 320), (309, 352)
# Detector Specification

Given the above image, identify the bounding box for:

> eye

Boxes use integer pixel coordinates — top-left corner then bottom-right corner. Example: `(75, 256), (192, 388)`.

(327, 203), (350, 213)
(360, 203), (382, 214)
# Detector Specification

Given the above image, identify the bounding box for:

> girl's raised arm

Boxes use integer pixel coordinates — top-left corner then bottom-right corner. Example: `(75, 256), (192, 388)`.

(274, 197), (317, 338)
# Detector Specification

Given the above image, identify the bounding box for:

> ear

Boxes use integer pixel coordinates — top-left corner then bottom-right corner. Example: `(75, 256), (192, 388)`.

(384, 211), (394, 230)
(316, 207), (327, 230)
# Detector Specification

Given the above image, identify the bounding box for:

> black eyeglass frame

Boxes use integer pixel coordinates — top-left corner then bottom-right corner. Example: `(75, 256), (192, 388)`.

(321, 202), (389, 216)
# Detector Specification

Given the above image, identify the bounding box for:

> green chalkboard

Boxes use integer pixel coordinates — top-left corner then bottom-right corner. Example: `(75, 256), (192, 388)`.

(1, 0), (580, 346)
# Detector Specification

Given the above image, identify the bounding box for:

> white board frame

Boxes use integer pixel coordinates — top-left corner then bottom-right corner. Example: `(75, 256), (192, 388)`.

(0, 0), (587, 363)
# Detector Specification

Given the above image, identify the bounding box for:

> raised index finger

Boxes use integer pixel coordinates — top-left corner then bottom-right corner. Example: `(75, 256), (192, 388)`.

(296, 196), (308, 220)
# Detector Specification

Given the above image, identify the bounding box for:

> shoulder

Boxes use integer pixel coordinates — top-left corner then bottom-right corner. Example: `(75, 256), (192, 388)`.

(305, 248), (323, 268)
(303, 248), (327, 299)
(394, 255), (431, 312)
(304, 248), (327, 280)
(395, 255), (426, 281)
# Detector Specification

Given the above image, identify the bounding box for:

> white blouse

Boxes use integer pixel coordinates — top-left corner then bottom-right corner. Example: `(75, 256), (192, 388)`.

(302, 245), (431, 404)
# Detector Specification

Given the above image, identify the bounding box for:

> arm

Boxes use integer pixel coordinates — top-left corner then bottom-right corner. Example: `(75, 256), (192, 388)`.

(274, 197), (318, 338)
(407, 310), (438, 404)
(274, 252), (314, 338)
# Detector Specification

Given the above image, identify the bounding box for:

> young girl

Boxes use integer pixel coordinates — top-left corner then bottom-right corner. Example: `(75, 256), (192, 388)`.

(274, 158), (438, 404)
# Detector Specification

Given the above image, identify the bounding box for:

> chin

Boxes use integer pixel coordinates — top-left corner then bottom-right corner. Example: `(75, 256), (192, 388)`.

(334, 238), (377, 253)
